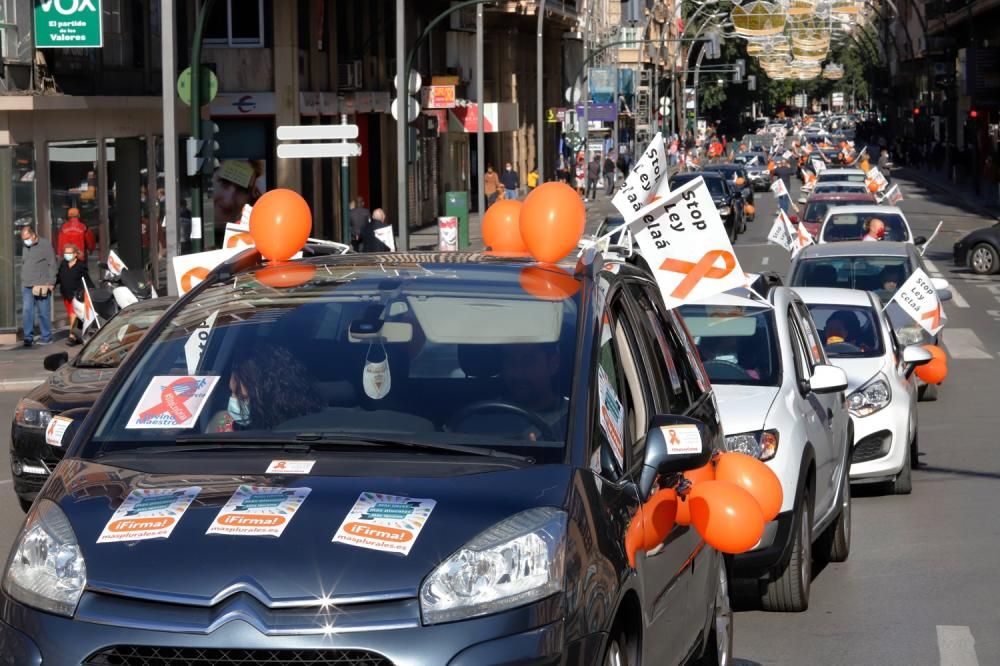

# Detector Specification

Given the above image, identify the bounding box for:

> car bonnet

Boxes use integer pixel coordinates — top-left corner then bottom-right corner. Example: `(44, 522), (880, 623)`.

(711, 384), (780, 437)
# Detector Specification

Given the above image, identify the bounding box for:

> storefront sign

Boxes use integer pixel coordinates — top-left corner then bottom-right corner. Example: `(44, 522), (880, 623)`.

(545, 108), (567, 124)
(35, 0), (103, 49)
(209, 92), (277, 117)
(574, 103), (617, 123)
(424, 85), (457, 109)
(447, 102), (519, 133)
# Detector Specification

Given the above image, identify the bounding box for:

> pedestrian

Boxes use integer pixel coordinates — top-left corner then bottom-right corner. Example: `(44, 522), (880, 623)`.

(484, 165), (500, 208)
(526, 165), (539, 192)
(362, 208), (396, 253)
(878, 148), (891, 184)
(19, 224), (57, 347)
(348, 196), (371, 252)
(575, 158), (587, 197)
(773, 159), (799, 215)
(586, 154), (601, 201)
(55, 243), (92, 346)
(500, 162), (520, 200)
(603, 153), (617, 195)
(57, 207), (96, 262)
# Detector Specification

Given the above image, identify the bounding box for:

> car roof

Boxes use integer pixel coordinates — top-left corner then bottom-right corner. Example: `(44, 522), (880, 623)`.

(124, 296), (178, 311)
(792, 286), (875, 307)
(820, 168), (862, 175)
(794, 240), (913, 259)
(823, 205), (905, 216)
(673, 171), (725, 180)
(805, 193), (875, 202)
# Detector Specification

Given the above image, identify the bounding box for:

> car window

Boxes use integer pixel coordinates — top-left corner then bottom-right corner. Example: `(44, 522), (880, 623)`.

(611, 307), (652, 471)
(628, 284), (685, 410)
(671, 175), (726, 197)
(818, 172), (866, 183)
(593, 301), (632, 478)
(85, 264), (581, 464)
(75, 305), (171, 368)
(805, 303), (885, 358)
(794, 301), (826, 366)
(787, 308), (813, 382)
(791, 256), (911, 299)
(642, 285), (707, 410)
(680, 304), (781, 387)
(821, 212), (909, 242)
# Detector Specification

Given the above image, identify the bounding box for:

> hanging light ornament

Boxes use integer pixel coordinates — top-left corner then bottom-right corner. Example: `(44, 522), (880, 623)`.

(731, 1), (787, 38)
(786, 0), (819, 16)
(788, 14), (832, 50)
(830, 0), (861, 20)
(823, 63), (845, 79)
(791, 43), (829, 61)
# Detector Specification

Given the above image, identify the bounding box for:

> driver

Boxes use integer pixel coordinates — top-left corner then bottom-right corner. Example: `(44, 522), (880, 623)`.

(500, 343), (568, 434)
(880, 265), (903, 294)
(824, 318), (849, 345)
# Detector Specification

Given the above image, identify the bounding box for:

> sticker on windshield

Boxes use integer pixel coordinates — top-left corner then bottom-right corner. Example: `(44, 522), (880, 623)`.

(97, 486), (201, 543)
(266, 460), (316, 475)
(45, 415), (73, 448)
(184, 311), (219, 374)
(206, 485), (311, 538)
(332, 492), (437, 556)
(661, 425), (702, 455)
(598, 366), (625, 468)
(125, 375), (219, 429)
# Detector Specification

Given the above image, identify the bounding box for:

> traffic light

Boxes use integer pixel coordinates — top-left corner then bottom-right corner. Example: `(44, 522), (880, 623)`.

(185, 121), (220, 176)
(912, 107), (920, 116)
(747, 74), (757, 91)
(970, 109), (979, 119)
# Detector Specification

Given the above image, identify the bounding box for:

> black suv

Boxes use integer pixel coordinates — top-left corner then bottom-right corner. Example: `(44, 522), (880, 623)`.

(670, 172), (746, 242)
(2, 248), (734, 665)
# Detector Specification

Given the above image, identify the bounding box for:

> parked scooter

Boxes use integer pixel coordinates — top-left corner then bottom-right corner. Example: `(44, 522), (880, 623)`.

(71, 256), (157, 341)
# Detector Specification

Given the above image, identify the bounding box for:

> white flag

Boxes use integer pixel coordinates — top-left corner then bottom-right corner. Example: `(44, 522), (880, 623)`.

(886, 183), (903, 205)
(612, 133), (671, 222)
(770, 178), (789, 199)
(81, 281), (99, 332)
(767, 211), (795, 252)
(865, 166), (888, 193)
(628, 177), (746, 310)
(106, 250), (127, 276)
(811, 158), (826, 174)
(890, 268), (947, 335)
(792, 217), (815, 256)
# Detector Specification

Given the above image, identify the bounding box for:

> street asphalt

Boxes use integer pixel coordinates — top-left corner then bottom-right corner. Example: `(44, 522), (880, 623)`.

(0, 175), (996, 664)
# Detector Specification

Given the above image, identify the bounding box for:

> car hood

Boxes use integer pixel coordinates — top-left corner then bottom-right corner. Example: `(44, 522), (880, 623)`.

(23, 362), (115, 413)
(712, 384), (780, 436)
(50, 459), (573, 605)
(827, 356), (887, 393)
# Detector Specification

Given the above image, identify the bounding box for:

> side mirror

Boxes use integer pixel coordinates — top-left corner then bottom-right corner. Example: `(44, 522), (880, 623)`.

(937, 289), (952, 302)
(638, 415), (714, 500)
(809, 364), (848, 394)
(902, 344), (933, 378)
(798, 197), (808, 204)
(49, 406), (90, 452)
(914, 236), (928, 245)
(43, 352), (69, 372)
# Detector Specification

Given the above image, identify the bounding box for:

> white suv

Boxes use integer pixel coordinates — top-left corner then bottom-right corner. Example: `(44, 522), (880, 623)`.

(680, 287), (852, 612)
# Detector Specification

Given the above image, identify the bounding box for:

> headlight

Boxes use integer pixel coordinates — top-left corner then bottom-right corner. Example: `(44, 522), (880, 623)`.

(14, 399), (52, 429)
(718, 206), (732, 216)
(724, 429), (779, 461)
(420, 507), (566, 625)
(895, 326), (925, 347)
(848, 375), (891, 417)
(4, 500), (87, 617)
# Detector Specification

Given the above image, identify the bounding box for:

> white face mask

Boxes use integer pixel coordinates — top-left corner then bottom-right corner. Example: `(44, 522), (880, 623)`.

(23, 238), (33, 248)
(362, 344), (391, 400)
(64, 253), (75, 262)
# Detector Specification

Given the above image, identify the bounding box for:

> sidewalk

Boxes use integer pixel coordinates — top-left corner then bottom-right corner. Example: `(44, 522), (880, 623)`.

(896, 167), (1000, 222)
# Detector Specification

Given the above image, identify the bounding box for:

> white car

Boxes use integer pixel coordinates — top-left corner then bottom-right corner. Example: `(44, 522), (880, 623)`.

(680, 288), (851, 612)
(818, 205), (921, 245)
(816, 168), (866, 185)
(795, 288), (934, 494)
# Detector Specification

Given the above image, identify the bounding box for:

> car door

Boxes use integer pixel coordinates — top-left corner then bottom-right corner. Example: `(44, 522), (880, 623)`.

(786, 304), (837, 523)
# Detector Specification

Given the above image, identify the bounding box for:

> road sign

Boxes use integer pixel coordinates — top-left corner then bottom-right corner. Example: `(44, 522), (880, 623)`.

(391, 97), (421, 123)
(277, 143), (363, 159)
(277, 125), (360, 141)
(393, 71), (422, 95)
(177, 67), (219, 107)
(35, 0), (103, 48)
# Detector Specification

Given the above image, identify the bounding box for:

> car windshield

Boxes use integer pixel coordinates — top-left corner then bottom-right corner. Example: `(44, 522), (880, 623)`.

(672, 176), (726, 197)
(679, 304), (780, 386)
(791, 256), (911, 302)
(86, 261), (581, 464)
(822, 212), (909, 242)
(804, 304), (884, 358)
(818, 172), (866, 184)
(813, 183), (867, 195)
(75, 303), (172, 368)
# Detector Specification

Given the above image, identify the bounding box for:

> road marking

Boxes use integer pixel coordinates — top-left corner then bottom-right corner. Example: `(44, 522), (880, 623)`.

(922, 259), (970, 308)
(942, 328), (993, 359)
(0, 479), (11, 486)
(761, 256), (770, 266)
(937, 626), (979, 666)
(924, 259), (942, 275)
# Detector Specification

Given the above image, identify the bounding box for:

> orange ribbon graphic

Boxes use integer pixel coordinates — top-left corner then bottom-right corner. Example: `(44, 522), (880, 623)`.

(669, 429), (680, 445)
(660, 250), (737, 299)
(922, 303), (942, 329)
(138, 377), (201, 424)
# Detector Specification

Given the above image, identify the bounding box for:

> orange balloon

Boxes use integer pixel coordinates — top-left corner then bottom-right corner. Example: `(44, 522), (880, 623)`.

(676, 495), (692, 526)
(689, 480), (766, 555)
(624, 517), (642, 568)
(482, 199), (527, 254)
(860, 159), (870, 172)
(743, 203), (755, 217)
(519, 182), (585, 263)
(519, 265), (581, 301)
(641, 488), (678, 550)
(249, 189), (312, 261)
(715, 452), (784, 522)
(256, 262), (316, 289)
(685, 461), (716, 485)
(916, 344), (948, 384)
(867, 180), (880, 193)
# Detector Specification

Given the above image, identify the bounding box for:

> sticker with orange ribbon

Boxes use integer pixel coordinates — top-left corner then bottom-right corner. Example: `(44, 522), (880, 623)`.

(627, 177), (746, 309)
(126, 375), (220, 429)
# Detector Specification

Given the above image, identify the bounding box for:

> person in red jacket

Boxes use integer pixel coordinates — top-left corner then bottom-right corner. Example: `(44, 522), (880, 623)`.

(57, 208), (96, 261)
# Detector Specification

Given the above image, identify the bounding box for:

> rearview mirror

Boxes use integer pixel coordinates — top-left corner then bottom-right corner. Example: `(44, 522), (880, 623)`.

(348, 321), (413, 344)
(638, 415), (714, 500)
(809, 364), (848, 394)
(914, 236), (928, 245)
(43, 352), (69, 372)
(902, 344), (933, 379)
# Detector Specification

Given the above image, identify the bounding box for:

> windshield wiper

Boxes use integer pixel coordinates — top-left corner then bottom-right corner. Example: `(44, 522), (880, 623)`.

(295, 433), (534, 463)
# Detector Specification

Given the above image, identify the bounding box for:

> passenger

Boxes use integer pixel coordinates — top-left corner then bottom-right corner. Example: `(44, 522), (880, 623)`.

(211, 345), (323, 432)
(880, 266), (903, 294)
(862, 218), (886, 242)
(500, 343), (568, 433)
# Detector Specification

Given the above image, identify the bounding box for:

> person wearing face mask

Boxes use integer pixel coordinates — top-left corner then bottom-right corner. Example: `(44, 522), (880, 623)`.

(19, 225), (57, 348)
(499, 162), (520, 200)
(210, 345), (323, 432)
(55, 244), (93, 346)
(862, 218), (886, 242)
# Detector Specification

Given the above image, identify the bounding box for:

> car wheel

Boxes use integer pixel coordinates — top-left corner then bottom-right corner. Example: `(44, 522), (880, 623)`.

(918, 382), (938, 402)
(891, 445), (913, 495)
(762, 488), (812, 612)
(821, 473), (851, 563)
(18, 497), (33, 514)
(692, 556), (734, 666)
(603, 628), (636, 666)
(969, 242), (999, 275)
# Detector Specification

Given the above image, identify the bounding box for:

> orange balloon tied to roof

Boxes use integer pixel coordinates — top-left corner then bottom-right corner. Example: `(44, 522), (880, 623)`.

(249, 189), (312, 261)
(685, 461), (716, 485)
(256, 262), (316, 289)
(689, 480), (766, 554)
(916, 344), (948, 384)
(482, 199), (527, 255)
(519, 181), (586, 263)
(744, 203), (756, 217)
(519, 264), (580, 301)
(715, 452), (783, 522)
(867, 180), (880, 193)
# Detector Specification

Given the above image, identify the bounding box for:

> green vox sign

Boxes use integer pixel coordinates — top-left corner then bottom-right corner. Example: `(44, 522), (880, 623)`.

(34, 0), (103, 49)
(177, 67), (219, 107)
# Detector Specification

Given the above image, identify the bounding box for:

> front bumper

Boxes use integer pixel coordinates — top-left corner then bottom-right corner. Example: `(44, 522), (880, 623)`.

(848, 401), (911, 482)
(730, 509), (794, 578)
(0, 592), (595, 666)
(9, 425), (62, 506)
